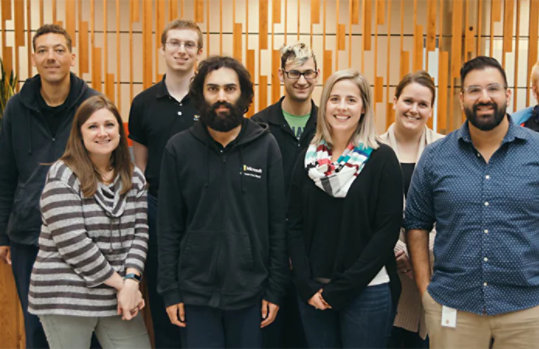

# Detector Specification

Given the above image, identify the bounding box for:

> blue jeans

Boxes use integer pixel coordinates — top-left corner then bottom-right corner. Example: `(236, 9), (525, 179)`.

(182, 303), (262, 348)
(298, 283), (393, 348)
(146, 194), (182, 348)
(11, 242), (49, 349)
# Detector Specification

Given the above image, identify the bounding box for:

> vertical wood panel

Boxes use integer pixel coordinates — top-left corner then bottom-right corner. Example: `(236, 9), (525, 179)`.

(65, 0), (76, 47)
(426, 0), (436, 51)
(451, 0), (463, 79)
(311, 0), (320, 24)
(272, 49), (281, 103)
(0, 264), (24, 348)
(132, 0), (140, 21)
(503, 0), (514, 53)
(323, 50), (332, 82)
(385, 0), (392, 128)
(527, 0), (539, 105)
(259, 75), (268, 110)
(195, 0), (204, 22)
(513, 0), (521, 111)
(246, 49), (255, 117)
(2, 0), (12, 21)
(272, 0), (281, 23)
(170, 0), (178, 20)
(142, 0), (152, 88)
(363, 0), (372, 50)
(79, 21), (89, 74)
(413, 25), (423, 71)
(351, 0), (359, 24)
(492, 0), (502, 21)
(116, 0), (121, 109)
(400, 51), (409, 78)
(437, 51), (449, 132)
(337, 24), (346, 50)
(476, 0), (483, 56)
(105, 73), (115, 101)
(259, 0), (268, 49)
(157, 0), (166, 80)
(233, 23), (242, 61)
(92, 47), (102, 91)
(14, 0), (24, 52)
(103, 0), (108, 93)
(376, 0), (384, 25)
(374, 76), (383, 103)
(27, 0), (32, 77)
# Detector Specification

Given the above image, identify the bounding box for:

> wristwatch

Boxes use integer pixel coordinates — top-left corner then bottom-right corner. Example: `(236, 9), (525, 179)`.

(124, 273), (142, 282)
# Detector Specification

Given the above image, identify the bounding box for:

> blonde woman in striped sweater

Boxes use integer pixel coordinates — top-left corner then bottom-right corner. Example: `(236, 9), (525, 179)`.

(28, 95), (151, 349)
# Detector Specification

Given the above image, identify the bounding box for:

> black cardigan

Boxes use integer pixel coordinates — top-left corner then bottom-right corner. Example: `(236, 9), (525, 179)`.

(288, 143), (403, 310)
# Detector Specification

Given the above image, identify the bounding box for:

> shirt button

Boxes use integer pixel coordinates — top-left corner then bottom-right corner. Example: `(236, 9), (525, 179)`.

(483, 282), (488, 287)
(485, 175), (490, 179)
(484, 229), (489, 234)
(476, 153), (481, 157)
(179, 103), (183, 106)
(484, 257), (488, 262)
(177, 111), (182, 115)
(484, 201), (489, 206)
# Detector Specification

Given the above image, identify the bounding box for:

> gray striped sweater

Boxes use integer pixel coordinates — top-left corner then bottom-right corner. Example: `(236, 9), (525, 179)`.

(28, 160), (148, 317)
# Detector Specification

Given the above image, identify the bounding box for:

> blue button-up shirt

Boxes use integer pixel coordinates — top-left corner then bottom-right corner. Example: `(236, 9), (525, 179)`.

(404, 118), (539, 315)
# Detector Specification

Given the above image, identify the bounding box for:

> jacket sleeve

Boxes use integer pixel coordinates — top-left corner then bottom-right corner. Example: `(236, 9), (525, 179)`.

(0, 100), (19, 245)
(124, 170), (149, 274)
(157, 146), (185, 307)
(322, 147), (403, 310)
(263, 139), (289, 305)
(40, 178), (115, 287)
(287, 152), (321, 302)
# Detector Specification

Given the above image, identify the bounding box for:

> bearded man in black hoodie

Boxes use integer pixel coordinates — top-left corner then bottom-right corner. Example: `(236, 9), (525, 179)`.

(157, 56), (288, 348)
(0, 24), (97, 348)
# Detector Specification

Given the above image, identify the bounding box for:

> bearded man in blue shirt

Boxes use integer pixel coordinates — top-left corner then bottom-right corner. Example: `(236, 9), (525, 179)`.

(405, 56), (539, 349)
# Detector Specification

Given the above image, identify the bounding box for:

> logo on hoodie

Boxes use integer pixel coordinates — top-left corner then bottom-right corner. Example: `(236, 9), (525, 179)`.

(242, 165), (262, 179)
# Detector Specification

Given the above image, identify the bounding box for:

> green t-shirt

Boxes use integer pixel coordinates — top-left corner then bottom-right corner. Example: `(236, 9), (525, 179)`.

(283, 110), (310, 140)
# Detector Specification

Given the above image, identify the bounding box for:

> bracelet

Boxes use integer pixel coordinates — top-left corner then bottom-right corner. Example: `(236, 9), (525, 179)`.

(124, 273), (142, 283)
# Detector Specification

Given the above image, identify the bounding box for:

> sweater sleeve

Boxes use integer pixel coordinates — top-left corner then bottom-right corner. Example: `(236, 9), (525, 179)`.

(263, 139), (289, 305)
(157, 146), (185, 307)
(124, 171), (149, 274)
(0, 101), (18, 245)
(287, 152), (321, 302)
(40, 178), (115, 287)
(322, 147), (403, 310)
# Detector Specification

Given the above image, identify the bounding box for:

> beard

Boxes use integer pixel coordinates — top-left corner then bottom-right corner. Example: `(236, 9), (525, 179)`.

(464, 101), (506, 131)
(199, 100), (244, 132)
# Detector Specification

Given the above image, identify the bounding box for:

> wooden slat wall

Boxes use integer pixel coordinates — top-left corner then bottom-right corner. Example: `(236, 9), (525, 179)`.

(2, 1), (539, 346)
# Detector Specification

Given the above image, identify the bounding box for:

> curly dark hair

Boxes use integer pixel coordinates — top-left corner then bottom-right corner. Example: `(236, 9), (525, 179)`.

(189, 56), (254, 114)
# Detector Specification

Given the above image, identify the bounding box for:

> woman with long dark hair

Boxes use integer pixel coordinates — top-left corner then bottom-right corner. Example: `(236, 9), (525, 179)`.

(288, 69), (403, 348)
(28, 95), (151, 349)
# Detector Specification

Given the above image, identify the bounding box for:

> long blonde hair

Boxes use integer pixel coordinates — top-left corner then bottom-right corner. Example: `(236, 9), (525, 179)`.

(312, 69), (378, 149)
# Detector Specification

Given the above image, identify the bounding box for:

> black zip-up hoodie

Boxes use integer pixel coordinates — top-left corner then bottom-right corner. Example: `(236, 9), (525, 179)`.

(251, 97), (317, 197)
(157, 118), (288, 310)
(0, 73), (97, 245)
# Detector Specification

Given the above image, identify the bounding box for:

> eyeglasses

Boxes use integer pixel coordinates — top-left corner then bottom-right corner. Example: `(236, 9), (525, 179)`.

(283, 69), (318, 81)
(462, 83), (506, 98)
(165, 40), (198, 51)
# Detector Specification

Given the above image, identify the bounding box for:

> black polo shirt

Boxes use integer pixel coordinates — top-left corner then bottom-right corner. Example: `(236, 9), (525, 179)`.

(128, 76), (199, 196)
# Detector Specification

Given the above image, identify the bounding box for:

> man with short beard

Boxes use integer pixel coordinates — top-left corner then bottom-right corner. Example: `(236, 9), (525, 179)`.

(157, 56), (288, 348)
(405, 56), (539, 348)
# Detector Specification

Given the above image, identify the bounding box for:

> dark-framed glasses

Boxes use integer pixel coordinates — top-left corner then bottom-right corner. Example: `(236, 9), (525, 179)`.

(283, 69), (318, 81)
(463, 83), (506, 98)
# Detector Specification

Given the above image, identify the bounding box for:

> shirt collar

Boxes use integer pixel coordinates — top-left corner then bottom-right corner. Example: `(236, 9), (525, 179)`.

(456, 114), (529, 144)
(154, 75), (192, 104)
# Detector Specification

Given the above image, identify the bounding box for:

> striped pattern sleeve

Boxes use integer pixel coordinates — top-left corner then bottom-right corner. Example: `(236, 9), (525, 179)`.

(40, 178), (114, 288)
(124, 168), (149, 273)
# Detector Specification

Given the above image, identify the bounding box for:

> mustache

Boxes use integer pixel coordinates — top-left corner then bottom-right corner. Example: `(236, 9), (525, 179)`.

(473, 102), (496, 112)
(211, 101), (234, 112)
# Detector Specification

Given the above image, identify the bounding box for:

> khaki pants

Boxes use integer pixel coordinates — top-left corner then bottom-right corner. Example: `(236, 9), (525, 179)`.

(39, 313), (151, 349)
(422, 290), (539, 349)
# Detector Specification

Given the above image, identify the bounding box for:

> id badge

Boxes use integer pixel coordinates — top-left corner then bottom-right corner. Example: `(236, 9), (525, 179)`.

(441, 305), (457, 328)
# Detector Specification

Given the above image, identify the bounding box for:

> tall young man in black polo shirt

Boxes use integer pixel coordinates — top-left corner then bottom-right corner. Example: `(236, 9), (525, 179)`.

(127, 19), (202, 348)
(251, 42), (319, 348)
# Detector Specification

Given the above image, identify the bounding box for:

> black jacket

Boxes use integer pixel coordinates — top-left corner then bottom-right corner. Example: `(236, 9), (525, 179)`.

(157, 118), (288, 310)
(0, 73), (97, 245)
(288, 144), (403, 310)
(251, 97), (317, 195)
